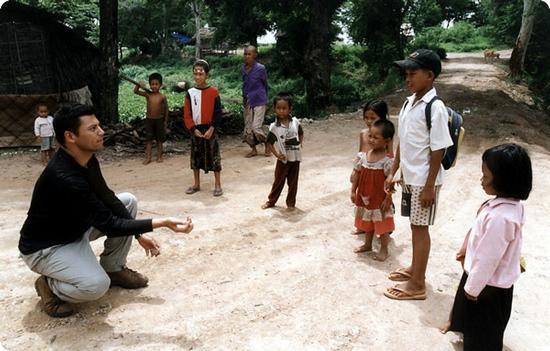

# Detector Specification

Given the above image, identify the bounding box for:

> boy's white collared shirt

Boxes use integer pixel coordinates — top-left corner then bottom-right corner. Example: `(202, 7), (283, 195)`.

(398, 87), (453, 186)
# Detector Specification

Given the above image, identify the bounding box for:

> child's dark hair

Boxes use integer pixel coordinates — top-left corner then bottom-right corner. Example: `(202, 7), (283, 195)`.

(482, 143), (532, 200)
(363, 99), (388, 120)
(373, 119), (395, 139)
(53, 103), (96, 147)
(149, 72), (162, 84)
(273, 92), (293, 108)
(193, 59), (210, 74)
(37, 103), (48, 111)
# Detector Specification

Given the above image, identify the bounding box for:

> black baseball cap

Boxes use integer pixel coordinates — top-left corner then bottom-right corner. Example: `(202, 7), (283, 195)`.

(394, 49), (441, 77)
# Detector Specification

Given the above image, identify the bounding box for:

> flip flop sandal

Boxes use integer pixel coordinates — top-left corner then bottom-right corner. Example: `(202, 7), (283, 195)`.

(185, 186), (200, 194)
(213, 188), (223, 197)
(388, 269), (412, 282)
(383, 286), (427, 300)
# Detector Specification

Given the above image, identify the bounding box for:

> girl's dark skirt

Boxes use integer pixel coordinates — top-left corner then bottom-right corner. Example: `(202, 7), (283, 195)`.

(190, 134), (221, 173)
(449, 272), (513, 351)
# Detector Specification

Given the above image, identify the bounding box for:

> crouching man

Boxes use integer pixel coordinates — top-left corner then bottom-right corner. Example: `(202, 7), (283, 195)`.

(19, 103), (193, 318)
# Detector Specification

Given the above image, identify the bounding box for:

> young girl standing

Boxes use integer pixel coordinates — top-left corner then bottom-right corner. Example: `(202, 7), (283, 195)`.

(357, 99), (393, 154)
(440, 143), (532, 351)
(261, 93), (303, 211)
(351, 119), (395, 261)
(183, 59), (223, 196)
(351, 100), (393, 234)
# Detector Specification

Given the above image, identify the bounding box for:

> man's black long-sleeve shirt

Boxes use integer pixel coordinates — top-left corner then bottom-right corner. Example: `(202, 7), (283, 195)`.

(19, 149), (152, 254)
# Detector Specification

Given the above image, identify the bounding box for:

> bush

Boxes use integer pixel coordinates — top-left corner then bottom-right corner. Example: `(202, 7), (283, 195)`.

(409, 22), (493, 54)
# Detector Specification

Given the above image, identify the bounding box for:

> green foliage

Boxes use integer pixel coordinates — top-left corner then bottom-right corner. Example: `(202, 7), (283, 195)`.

(20, 0), (99, 44)
(118, 0), (199, 56)
(407, 0), (444, 33)
(204, 0), (272, 46)
(478, 0), (522, 47)
(346, 0), (404, 80)
(410, 22), (492, 53)
(436, 0), (477, 23)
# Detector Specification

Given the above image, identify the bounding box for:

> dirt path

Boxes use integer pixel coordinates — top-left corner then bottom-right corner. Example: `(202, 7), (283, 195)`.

(1, 51), (549, 351)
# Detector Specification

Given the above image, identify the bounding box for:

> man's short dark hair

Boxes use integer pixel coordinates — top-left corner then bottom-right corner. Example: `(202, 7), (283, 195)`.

(482, 143), (532, 200)
(373, 119), (395, 139)
(273, 92), (293, 108)
(149, 72), (163, 84)
(53, 103), (96, 146)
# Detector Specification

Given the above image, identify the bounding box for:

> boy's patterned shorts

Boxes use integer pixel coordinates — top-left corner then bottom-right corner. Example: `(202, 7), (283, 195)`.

(401, 184), (441, 226)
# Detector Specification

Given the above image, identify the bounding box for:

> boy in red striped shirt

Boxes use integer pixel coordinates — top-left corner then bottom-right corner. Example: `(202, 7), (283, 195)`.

(183, 59), (223, 197)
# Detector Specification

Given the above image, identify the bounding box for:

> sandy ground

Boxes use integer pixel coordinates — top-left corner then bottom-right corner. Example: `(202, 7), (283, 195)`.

(1, 51), (550, 351)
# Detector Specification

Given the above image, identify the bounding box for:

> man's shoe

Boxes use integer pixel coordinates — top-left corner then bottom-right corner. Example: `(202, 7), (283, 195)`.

(107, 267), (148, 289)
(34, 276), (74, 318)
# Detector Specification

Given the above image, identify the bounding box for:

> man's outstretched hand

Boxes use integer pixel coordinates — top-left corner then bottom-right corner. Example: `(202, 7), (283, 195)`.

(164, 217), (194, 233)
(137, 234), (161, 256)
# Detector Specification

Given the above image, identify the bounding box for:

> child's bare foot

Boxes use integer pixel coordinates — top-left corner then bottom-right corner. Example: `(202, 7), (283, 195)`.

(245, 150), (257, 158)
(350, 228), (364, 235)
(373, 248), (389, 261)
(287, 206), (296, 211)
(261, 202), (274, 209)
(156, 157), (163, 163)
(354, 244), (372, 253)
(143, 158), (151, 165)
(439, 321), (451, 334)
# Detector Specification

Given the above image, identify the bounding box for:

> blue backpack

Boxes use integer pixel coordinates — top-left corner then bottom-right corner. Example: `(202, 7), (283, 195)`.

(404, 96), (465, 169)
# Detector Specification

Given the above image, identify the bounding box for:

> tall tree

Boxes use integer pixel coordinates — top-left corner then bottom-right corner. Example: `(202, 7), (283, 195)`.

(347, 0), (405, 79)
(302, 0), (345, 110)
(510, 0), (540, 78)
(98, 0), (118, 123)
(407, 0), (444, 32)
(190, 0), (202, 59)
(118, 0), (194, 56)
(205, 0), (271, 46)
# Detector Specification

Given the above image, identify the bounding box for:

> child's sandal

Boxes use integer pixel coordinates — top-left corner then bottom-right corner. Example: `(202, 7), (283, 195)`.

(185, 186), (200, 194)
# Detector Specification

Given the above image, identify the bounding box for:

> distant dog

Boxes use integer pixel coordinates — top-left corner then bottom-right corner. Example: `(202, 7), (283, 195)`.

(484, 49), (500, 63)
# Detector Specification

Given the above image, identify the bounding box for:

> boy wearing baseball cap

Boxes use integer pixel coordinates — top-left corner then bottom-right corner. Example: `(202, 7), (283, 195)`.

(384, 49), (453, 300)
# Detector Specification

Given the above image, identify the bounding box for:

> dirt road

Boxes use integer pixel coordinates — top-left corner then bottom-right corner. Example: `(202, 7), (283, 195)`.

(1, 51), (549, 350)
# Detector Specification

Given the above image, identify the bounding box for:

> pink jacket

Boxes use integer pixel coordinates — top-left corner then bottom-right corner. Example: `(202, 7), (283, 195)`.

(461, 197), (525, 297)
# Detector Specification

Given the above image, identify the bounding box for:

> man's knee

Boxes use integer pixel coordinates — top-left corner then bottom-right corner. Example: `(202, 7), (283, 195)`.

(77, 274), (110, 301)
(117, 192), (138, 218)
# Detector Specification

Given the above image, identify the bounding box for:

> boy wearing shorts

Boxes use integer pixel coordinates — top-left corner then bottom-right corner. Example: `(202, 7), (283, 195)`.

(385, 49), (453, 300)
(34, 103), (55, 165)
(134, 72), (168, 164)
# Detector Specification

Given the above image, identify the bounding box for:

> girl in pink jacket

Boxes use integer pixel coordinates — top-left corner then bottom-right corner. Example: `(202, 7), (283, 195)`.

(440, 143), (532, 351)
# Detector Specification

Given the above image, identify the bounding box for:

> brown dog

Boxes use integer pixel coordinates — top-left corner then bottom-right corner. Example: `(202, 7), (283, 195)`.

(484, 49), (500, 63)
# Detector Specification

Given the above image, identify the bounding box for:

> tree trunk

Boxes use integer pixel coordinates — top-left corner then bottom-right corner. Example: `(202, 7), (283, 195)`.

(99, 0), (119, 124)
(510, 0), (539, 79)
(191, 0), (201, 60)
(302, 0), (343, 113)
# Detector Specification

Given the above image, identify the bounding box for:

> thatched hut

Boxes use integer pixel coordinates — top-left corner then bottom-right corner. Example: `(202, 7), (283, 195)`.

(0, 1), (100, 147)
